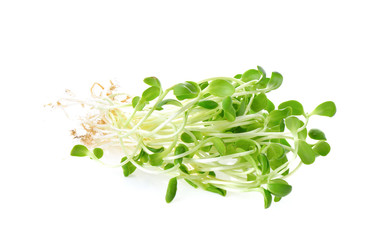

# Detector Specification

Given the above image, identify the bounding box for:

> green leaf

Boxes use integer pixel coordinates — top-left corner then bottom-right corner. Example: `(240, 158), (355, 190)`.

(267, 143), (284, 160)
(121, 156), (136, 177)
(285, 116), (303, 135)
(208, 171), (216, 177)
(173, 81), (200, 100)
(132, 96), (140, 108)
(265, 99), (275, 113)
(174, 144), (188, 164)
(247, 173), (257, 181)
(181, 132), (195, 143)
(156, 99), (182, 110)
(256, 77), (270, 89)
(234, 74), (242, 79)
(205, 184), (226, 196)
(93, 148), (104, 159)
(210, 137), (226, 155)
(199, 82), (209, 90)
(313, 141), (331, 156)
(309, 129), (327, 140)
(257, 65), (266, 79)
(208, 79), (235, 97)
(222, 96), (236, 122)
(269, 155), (288, 171)
(143, 76), (161, 88)
(298, 128), (307, 140)
(262, 188), (272, 209)
(185, 179), (198, 188)
(274, 197), (282, 202)
(234, 139), (256, 152)
(142, 86), (160, 101)
(149, 154), (163, 166)
(175, 144), (188, 156)
(242, 69), (261, 82)
(135, 99), (146, 111)
(198, 100), (218, 109)
(165, 177), (177, 203)
(251, 93), (268, 112)
(267, 72), (283, 90)
(311, 101), (336, 117)
(267, 179), (292, 197)
(278, 100), (304, 115)
(298, 140), (316, 165)
(146, 146), (164, 153)
(179, 164), (189, 174)
(236, 98), (247, 116)
(70, 145), (90, 157)
(164, 163), (175, 170)
(258, 154), (270, 175)
(268, 107), (292, 125)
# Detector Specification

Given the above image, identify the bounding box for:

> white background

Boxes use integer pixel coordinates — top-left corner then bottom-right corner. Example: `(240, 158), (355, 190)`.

(1, 0), (390, 239)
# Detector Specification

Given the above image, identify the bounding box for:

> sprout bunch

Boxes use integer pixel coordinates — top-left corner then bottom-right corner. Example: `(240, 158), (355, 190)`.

(64, 66), (336, 208)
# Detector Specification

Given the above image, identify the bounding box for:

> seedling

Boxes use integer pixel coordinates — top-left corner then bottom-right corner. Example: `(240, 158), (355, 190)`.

(60, 66), (336, 208)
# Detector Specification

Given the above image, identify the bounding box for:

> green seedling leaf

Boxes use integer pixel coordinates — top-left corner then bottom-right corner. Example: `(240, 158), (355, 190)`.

(146, 146), (165, 153)
(173, 81), (200, 100)
(235, 139), (256, 151)
(132, 96), (140, 108)
(175, 144), (188, 164)
(156, 99), (182, 110)
(208, 171), (216, 177)
(258, 154), (270, 175)
(198, 100), (218, 109)
(236, 99), (247, 116)
(164, 163), (175, 170)
(185, 179), (198, 188)
(298, 140), (316, 165)
(181, 132), (195, 143)
(208, 79), (235, 97)
(262, 187), (272, 209)
(199, 82), (209, 90)
(274, 197), (282, 202)
(265, 99), (275, 113)
(149, 154), (163, 166)
(143, 76), (161, 88)
(311, 101), (336, 117)
(70, 145), (90, 157)
(222, 96), (236, 122)
(121, 156), (136, 177)
(268, 107), (292, 126)
(267, 143), (284, 160)
(234, 74), (242, 79)
(210, 137), (226, 155)
(179, 164), (189, 174)
(165, 177), (177, 203)
(267, 72), (283, 91)
(313, 141), (331, 156)
(269, 155), (288, 171)
(257, 65), (266, 79)
(285, 116), (302, 134)
(93, 148), (104, 159)
(267, 179), (292, 197)
(247, 173), (257, 181)
(251, 93), (268, 112)
(278, 100), (304, 115)
(205, 184), (227, 196)
(142, 86), (160, 101)
(192, 131), (203, 140)
(242, 69), (261, 82)
(298, 128), (307, 140)
(135, 99), (146, 111)
(309, 129), (327, 140)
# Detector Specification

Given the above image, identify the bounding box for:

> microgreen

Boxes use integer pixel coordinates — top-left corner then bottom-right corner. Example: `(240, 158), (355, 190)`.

(64, 66), (336, 208)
